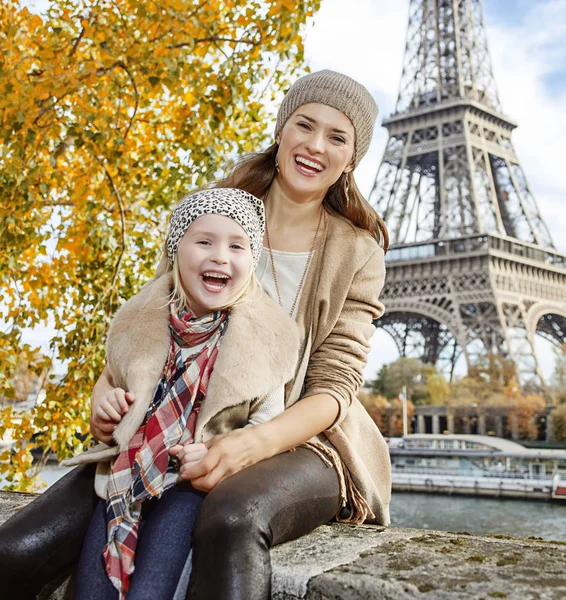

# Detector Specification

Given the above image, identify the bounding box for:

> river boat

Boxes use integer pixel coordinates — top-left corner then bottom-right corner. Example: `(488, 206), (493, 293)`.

(388, 434), (566, 501)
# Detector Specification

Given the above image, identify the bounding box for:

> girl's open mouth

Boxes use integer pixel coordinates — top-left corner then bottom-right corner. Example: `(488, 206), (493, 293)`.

(200, 272), (230, 292)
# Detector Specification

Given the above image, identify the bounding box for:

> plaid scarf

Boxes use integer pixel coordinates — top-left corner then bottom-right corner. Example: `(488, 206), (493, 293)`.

(103, 301), (229, 599)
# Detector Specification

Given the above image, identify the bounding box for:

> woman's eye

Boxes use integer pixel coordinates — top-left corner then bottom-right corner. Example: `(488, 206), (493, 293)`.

(331, 136), (346, 144)
(298, 121), (311, 130)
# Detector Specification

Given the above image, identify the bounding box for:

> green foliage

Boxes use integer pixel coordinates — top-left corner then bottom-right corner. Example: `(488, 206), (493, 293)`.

(551, 404), (566, 442)
(369, 357), (439, 404)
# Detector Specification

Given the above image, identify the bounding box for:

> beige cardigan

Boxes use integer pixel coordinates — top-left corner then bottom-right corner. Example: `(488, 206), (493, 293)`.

(286, 213), (391, 525)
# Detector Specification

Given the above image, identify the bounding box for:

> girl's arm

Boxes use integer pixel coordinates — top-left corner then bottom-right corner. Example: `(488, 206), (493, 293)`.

(181, 393), (338, 491)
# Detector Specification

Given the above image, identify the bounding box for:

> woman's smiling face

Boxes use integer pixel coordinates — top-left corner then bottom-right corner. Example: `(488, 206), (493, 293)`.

(276, 103), (355, 199)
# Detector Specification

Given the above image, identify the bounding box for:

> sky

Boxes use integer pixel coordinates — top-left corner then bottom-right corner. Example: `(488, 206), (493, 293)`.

(303, 0), (566, 382)
(19, 0), (565, 383)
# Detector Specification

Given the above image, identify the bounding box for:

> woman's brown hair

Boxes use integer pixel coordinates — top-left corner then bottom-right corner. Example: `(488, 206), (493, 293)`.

(214, 143), (389, 252)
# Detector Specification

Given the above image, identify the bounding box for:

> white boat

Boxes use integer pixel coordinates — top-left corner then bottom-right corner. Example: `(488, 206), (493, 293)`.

(388, 434), (566, 501)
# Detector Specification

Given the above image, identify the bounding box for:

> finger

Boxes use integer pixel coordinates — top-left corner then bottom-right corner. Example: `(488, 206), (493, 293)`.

(173, 443), (205, 463)
(100, 403), (122, 423)
(190, 468), (224, 492)
(112, 389), (129, 414)
(181, 444), (207, 458)
(180, 450), (208, 467)
(190, 442), (208, 452)
(95, 421), (116, 433)
(179, 448), (220, 480)
(125, 392), (136, 404)
(169, 444), (183, 455)
(91, 413), (116, 431)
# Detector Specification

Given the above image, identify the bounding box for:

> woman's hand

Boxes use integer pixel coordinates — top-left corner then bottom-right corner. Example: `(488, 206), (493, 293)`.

(90, 372), (135, 444)
(178, 428), (267, 492)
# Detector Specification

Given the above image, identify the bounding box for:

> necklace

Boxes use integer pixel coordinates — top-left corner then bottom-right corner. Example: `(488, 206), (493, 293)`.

(265, 207), (325, 317)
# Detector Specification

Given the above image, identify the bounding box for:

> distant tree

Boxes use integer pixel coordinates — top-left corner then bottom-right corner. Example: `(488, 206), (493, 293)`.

(387, 397), (415, 437)
(508, 394), (546, 441)
(467, 353), (517, 392)
(448, 354), (518, 406)
(369, 357), (434, 404)
(550, 344), (566, 404)
(551, 404), (566, 442)
(6, 350), (49, 405)
(357, 391), (389, 433)
(425, 371), (450, 405)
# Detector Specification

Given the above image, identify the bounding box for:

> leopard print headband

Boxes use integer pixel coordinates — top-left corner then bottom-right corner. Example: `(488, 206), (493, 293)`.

(166, 188), (265, 269)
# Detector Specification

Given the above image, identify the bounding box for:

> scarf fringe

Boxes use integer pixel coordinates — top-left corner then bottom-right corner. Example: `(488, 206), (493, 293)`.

(300, 441), (375, 525)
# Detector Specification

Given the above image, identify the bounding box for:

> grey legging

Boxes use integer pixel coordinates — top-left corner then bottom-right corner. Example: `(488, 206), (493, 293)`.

(0, 447), (340, 599)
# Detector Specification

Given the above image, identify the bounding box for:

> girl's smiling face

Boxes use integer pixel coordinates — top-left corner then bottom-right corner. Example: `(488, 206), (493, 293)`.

(175, 214), (253, 317)
(276, 102), (355, 199)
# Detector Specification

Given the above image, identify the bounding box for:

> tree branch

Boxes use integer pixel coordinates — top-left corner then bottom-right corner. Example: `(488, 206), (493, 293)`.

(68, 25), (86, 58)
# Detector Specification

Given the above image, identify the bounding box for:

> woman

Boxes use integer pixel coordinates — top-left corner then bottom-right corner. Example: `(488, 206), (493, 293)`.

(0, 69), (391, 600)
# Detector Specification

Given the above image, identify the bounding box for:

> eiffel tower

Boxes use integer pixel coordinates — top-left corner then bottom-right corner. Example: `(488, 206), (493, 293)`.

(369, 0), (566, 388)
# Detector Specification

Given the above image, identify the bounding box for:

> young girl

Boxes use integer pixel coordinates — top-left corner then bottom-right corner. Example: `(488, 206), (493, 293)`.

(63, 188), (300, 600)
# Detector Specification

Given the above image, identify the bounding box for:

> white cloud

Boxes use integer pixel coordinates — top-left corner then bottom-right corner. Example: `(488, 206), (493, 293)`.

(305, 0), (566, 380)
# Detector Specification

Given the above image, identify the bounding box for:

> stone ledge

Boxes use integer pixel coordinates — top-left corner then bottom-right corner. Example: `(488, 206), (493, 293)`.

(2, 491), (566, 599)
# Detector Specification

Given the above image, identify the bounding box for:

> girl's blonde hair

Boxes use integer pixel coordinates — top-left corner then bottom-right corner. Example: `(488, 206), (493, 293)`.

(171, 254), (263, 314)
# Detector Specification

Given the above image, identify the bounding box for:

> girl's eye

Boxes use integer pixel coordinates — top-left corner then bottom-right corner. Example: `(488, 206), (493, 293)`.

(197, 240), (211, 245)
(230, 244), (245, 250)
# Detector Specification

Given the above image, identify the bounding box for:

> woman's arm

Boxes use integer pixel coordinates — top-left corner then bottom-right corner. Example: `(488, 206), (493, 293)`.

(179, 393), (338, 491)
(302, 245), (385, 429)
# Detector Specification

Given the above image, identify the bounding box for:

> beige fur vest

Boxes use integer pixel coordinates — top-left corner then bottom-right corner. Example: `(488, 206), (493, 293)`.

(64, 272), (299, 468)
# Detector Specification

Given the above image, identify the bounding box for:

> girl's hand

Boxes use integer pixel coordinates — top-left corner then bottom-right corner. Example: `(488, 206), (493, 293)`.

(90, 387), (135, 444)
(169, 443), (209, 480)
(178, 428), (267, 492)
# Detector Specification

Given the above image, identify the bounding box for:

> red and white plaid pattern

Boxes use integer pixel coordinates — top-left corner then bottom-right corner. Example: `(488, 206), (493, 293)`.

(103, 302), (229, 599)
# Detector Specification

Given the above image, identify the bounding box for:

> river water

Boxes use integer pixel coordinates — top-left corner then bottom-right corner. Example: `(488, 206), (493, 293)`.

(7, 468), (566, 542)
(390, 492), (566, 541)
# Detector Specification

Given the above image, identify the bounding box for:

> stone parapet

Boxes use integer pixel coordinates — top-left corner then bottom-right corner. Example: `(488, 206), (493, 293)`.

(1, 491), (565, 599)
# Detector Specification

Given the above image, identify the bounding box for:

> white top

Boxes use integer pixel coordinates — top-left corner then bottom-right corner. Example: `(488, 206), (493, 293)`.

(256, 247), (312, 320)
(240, 247), (313, 426)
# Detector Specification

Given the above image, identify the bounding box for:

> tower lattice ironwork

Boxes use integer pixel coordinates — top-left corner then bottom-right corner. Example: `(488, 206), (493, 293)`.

(369, 0), (566, 388)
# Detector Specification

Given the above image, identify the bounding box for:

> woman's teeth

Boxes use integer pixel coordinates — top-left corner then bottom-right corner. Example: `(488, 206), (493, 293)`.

(295, 156), (324, 172)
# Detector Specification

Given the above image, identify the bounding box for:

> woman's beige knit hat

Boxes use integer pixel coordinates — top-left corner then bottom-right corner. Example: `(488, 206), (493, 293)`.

(275, 70), (379, 167)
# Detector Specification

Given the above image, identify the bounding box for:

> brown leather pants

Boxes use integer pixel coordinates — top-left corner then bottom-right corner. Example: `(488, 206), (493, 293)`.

(0, 463), (99, 599)
(0, 448), (340, 600)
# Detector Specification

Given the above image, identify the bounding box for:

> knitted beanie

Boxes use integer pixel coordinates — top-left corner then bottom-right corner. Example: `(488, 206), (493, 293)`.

(167, 188), (265, 269)
(275, 70), (379, 167)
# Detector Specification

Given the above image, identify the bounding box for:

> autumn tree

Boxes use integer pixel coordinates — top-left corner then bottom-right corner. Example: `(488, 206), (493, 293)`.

(357, 390), (389, 433)
(550, 343), (566, 405)
(551, 404), (566, 442)
(0, 349), (49, 406)
(508, 394), (546, 441)
(387, 397), (415, 437)
(0, 0), (320, 489)
(369, 357), (436, 404)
